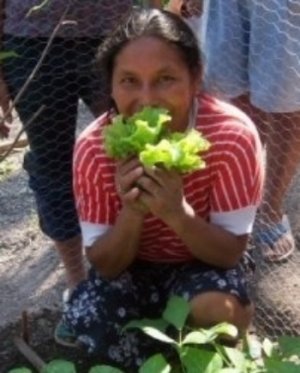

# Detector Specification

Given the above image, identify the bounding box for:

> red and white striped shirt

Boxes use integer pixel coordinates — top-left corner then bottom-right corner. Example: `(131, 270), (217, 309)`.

(73, 94), (264, 262)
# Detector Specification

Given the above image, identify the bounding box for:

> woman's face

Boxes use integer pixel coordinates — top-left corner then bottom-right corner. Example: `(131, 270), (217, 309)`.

(111, 36), (200, 132)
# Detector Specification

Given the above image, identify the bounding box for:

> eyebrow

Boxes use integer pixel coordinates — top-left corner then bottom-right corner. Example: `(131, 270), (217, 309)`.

(116, 66), (179, 75)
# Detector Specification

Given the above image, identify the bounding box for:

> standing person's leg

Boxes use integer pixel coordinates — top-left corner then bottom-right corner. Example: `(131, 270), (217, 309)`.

(2, 36), (86, 288)
(261, 113), (300, 223)
(204, 0), (300, 262)
(76, 38), (111, 118)
(240, 0), (300, 261)
(232, 103), (299, 263)
(202, 0), (250, 100)
(232, 94), (269, 144)
(254, 112), (300, 261)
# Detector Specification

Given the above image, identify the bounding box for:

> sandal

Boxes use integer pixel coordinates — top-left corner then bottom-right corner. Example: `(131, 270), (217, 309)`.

(254, 214), (295, 263)
(54, 289), (78, 348)
(54, 320), (79, 348)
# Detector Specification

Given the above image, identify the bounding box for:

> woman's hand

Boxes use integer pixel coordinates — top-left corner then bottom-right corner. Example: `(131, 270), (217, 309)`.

(137, 166), (187, 222)
(115, 157), (148, 215)
(0, 71), (12, 138)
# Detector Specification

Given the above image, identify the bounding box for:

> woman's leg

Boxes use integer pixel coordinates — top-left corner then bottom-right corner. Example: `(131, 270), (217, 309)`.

(190, 291), (253, 331)
(169, 261), (253, 334)
(63, 264), (170, 370)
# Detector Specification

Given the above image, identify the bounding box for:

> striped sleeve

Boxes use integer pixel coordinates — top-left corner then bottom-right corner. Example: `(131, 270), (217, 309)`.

(73, 137), (116, 225)
(210, 125), (264, 213)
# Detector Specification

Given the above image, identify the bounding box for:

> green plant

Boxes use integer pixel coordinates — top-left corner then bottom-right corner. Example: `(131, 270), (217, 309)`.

(124, 296), (300, 372)
(103, 106), (210, 172)
(7, 296), (300, 373)
(7, 361), (124, 373)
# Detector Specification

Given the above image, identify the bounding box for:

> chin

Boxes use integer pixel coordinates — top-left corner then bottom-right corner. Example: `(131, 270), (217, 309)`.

(169, 122), (187, 133)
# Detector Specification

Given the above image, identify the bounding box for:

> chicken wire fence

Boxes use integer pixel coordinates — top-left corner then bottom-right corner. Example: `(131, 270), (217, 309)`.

(200, 0), (300, 339)
(0, 0), (300, 339)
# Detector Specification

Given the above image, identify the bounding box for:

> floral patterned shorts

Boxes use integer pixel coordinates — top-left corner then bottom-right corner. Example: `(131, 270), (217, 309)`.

(63, 258), (252, 370)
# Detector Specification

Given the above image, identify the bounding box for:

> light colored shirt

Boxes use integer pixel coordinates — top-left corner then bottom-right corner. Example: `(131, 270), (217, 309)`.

(73, 94), (264, 262)
(4, 0), (133, 38)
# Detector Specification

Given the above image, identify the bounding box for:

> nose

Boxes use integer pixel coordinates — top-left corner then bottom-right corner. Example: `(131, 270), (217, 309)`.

(138, 84), (157, 108)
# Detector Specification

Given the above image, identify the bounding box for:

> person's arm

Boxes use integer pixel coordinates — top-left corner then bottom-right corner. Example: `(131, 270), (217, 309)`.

(74, 144), (147, 278)
(165, 202), (248, 268)
(0, 0), (12, 138)
(86, 206), (144, 278)
(138, 168), (248, 269)
(137, 123), (263, 269)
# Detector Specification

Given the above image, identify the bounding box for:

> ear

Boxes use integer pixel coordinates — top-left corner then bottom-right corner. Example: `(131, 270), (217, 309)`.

(192, 70), (202, 95)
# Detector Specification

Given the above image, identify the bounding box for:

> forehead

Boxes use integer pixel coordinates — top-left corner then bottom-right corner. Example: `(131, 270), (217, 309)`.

(113, 36), (187, 73)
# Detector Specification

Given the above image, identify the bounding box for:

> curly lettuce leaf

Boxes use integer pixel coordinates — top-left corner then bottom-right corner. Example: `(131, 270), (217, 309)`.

(103, 107), (211, 173)
(103, 107), (171, 158)
(139, 129), (211, 173)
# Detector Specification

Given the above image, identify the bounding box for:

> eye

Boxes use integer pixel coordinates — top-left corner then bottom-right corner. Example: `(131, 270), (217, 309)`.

(159, 75), (176, 83)
(120, 76), (138, 85)
(157, 75), (177, 85)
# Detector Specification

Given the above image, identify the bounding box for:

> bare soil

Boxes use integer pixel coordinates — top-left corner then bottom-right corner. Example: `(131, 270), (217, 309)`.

(1, 103), (300, 372)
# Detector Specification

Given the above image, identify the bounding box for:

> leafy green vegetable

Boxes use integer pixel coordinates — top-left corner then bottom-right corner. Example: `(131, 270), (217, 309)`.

(140, 129), (210, 172)
(103, 107), (210, 173)
(42, 360), (76, 373)
(103, 107), (171, 158)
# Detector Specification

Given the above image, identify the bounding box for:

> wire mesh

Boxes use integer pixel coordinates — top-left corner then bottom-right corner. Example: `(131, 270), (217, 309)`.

(201, 0), (300, 338)
(0, 0), (300, 340)
(0, 0), (136, 323)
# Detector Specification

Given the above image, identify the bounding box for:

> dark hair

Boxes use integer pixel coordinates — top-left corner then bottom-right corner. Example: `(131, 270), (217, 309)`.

(96, 8), (202, 89)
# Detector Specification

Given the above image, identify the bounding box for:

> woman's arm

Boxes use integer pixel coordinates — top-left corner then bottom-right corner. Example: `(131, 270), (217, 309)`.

(137, 115), (263, 268)
(86, 206), (144, 279)
(138, 168), (248, 268)
(165, 202), (248, 268)
(75, 153), (147, 279)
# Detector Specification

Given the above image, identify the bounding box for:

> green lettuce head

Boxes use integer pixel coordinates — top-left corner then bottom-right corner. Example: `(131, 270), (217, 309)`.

(103, 107), (171, 158)
(103, 107), (210, 173)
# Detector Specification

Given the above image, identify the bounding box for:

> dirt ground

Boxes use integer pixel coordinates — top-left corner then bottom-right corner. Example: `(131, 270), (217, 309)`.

(1, 103), (300, 372)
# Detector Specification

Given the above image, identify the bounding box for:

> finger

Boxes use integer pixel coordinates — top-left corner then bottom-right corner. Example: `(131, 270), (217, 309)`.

(143, 166), (166, 187)
(138, 191), (152, 209)
(144, 166), (180, 187)
(122, 186), (141, 202)
(116, 165), (144, 195)
(116, 156), (142, 176)
(136, 175), (160, 195)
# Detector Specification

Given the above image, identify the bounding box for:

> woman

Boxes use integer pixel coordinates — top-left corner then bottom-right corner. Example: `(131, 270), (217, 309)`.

(62, 8), (264, 369)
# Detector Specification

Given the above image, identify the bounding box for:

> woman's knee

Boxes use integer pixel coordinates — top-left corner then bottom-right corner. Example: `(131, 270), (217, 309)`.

(189, 291), (254, 332)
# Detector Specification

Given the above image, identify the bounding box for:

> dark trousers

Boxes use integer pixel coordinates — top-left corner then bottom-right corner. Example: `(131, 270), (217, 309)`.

(3, 36), (108, 241)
